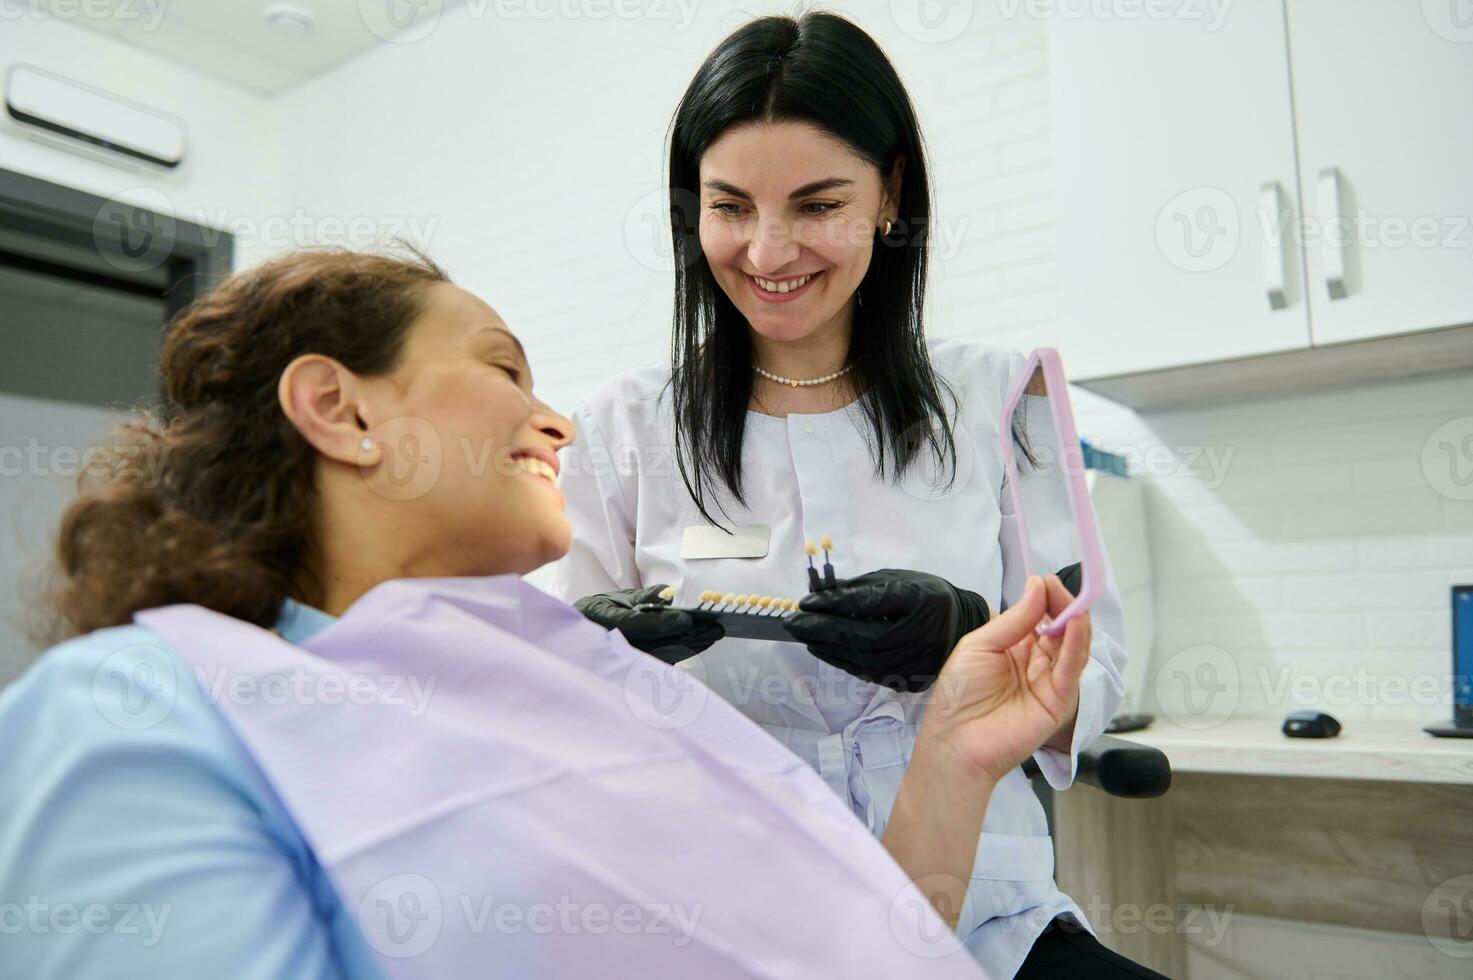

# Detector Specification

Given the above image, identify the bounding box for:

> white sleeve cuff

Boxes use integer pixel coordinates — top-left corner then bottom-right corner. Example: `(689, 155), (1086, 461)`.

(1031, 646), (1122, 791)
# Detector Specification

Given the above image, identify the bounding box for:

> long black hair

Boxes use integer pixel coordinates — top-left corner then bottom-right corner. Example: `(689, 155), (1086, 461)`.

(667, 11), (957, 527)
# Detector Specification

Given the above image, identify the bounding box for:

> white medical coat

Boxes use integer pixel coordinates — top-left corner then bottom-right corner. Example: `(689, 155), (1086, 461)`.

(550, 337), (1128, 979)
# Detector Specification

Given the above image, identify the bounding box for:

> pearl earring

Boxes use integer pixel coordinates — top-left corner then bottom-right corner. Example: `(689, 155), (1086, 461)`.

(360, 438), (374, 452)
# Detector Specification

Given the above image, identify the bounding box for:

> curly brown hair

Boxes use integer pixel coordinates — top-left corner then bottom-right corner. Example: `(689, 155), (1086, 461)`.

(27, 248), (449, 647)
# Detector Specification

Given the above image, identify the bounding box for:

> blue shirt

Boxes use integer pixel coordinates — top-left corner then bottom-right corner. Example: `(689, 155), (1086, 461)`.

(0, 602), (385, 979)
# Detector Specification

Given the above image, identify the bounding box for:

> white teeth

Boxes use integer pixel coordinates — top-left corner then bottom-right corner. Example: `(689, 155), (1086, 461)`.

(514, 457), (556, 482)
(754, 273), (814, 294)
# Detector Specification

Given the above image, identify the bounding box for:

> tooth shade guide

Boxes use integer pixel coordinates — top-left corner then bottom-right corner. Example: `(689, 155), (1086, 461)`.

(667, 535), (835, 642)
(658, 586), (802, 640)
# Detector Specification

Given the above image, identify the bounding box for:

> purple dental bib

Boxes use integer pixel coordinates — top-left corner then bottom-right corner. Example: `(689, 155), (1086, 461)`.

(138, 575), (988, 979)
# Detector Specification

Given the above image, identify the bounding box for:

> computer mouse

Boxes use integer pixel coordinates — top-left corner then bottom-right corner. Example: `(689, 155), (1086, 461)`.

(1282, 710), (1342, 738)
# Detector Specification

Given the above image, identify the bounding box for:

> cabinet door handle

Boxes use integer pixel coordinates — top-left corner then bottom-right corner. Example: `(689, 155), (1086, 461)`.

(1258, 180), (1290, 310)
(1318, 166), (1349, 300)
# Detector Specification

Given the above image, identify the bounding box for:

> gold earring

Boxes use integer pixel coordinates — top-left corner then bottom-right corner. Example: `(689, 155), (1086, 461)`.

(883, 218), (893, 236)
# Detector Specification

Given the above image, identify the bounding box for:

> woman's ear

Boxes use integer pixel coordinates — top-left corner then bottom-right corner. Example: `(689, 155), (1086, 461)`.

(278, 354), (379, 466)
(883, 156), (906, 218)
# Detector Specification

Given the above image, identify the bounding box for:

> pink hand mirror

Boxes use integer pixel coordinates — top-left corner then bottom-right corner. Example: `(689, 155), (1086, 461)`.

(999, 348), (1104, 637)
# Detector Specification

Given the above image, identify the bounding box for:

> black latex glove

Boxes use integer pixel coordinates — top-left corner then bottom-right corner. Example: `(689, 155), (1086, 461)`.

(574, 584), (725, 665)
(1056, 562), (1082, 598)
(785, 569), (992, 692)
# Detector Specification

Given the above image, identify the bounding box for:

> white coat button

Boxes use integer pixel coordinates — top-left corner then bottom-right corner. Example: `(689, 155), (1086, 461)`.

(803, 422), (815, 434)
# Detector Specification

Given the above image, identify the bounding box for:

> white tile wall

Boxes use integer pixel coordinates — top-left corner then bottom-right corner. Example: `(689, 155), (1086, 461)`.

(1071, 372), (1473, 727)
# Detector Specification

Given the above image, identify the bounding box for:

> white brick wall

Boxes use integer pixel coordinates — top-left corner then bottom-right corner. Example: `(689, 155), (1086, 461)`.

(1072, 371), (1473, 727)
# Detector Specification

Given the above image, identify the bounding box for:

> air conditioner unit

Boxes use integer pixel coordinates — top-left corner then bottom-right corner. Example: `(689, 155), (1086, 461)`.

(4, 65), (186, 169)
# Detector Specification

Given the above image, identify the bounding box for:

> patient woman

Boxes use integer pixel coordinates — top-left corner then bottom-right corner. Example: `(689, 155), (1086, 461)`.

(0, 249), (1089, 979)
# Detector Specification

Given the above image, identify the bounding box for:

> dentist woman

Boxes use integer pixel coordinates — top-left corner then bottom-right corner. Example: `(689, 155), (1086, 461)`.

(552, 12), (1154, 980)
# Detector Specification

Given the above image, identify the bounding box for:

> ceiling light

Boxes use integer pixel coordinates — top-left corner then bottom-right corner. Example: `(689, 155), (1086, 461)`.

(264, 3), (314, 35)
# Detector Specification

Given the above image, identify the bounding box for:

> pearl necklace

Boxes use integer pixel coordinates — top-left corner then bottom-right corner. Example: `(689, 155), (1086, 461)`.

(753, 362), (855, 388)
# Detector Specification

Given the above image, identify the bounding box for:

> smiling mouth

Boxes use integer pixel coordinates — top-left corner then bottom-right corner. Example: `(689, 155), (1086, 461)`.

(742, 268), (824, 297)
(513, 457), (556, 482)
(748, 269), (818, 291)
(510, 454), (559, 495)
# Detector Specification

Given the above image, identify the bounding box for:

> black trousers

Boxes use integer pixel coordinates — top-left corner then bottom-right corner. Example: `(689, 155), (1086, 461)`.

(1015, 917), (1173, 979)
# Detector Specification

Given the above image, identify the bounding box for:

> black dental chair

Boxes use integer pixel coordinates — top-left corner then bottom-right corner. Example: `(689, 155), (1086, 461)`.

(1022, 733), (1172, 799)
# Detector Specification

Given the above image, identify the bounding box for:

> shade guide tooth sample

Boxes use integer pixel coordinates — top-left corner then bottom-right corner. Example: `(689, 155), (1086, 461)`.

(646, 535), (844, 642)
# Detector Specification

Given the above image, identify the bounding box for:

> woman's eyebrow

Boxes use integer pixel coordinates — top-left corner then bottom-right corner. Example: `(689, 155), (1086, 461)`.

(480, 327), (532, 378)
(478, 326), (524, 357)
(500, 329), (528, 363)
(703, 179), (752, 200)
(788, 178), (853, 197)
(702, 177), (855, 200)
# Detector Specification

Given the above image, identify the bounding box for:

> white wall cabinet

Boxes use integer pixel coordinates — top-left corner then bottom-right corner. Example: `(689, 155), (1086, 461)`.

(1048, 0), (1473, 393)
(1286, 0), (1473, 346)
(1049, 2), (1308, 379)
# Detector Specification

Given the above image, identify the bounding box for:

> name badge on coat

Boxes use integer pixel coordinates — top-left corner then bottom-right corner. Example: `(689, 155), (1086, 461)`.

(680, 524), (771, 560)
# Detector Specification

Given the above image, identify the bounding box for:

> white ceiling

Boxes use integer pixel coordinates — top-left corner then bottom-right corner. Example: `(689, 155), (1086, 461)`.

(60, 0), (460, 97)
